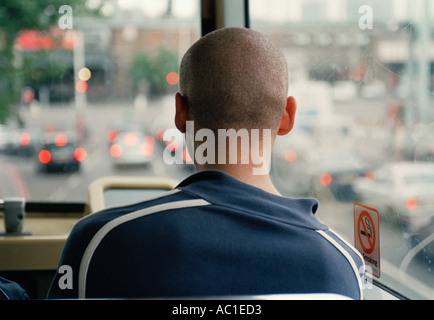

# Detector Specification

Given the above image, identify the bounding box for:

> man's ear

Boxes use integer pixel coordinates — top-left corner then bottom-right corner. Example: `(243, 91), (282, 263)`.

(277, 96), (297, 136)
(175, 92), (189, 133)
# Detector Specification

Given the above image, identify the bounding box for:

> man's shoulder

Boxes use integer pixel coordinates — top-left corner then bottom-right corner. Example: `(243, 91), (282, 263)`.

(74, 188), (207, 235)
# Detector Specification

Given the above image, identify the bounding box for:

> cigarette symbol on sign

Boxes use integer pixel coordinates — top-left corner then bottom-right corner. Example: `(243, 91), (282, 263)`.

(358, 211), (376, 254)
(360, 217), (373, 239)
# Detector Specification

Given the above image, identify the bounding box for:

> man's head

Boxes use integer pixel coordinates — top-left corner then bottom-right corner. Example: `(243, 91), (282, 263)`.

(176, 27), (295, 136)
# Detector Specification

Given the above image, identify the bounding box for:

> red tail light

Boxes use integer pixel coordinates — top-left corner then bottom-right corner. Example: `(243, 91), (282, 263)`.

(365, 170), (376, 181)
(19, 132), (31, 146)
(39, 150), (52, 164)
(55, 133), (68, 147)
(141, 142), (154, 157)
(406, 198), (418, 211)
(166, 139), (179, 152)
(110, 144), (122, 158)
(106, 130), (118, 143)
(319, 173), (333, 187)
(284, 149), (297, 162)
(183, 149), (192, 162)
(144, 136), (155, 145)
(156, 128), (165, 142)
(74, 147), (87, 162)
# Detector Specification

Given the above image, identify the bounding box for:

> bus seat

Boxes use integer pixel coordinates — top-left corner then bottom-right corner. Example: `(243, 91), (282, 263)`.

(86, 176), (179, 214)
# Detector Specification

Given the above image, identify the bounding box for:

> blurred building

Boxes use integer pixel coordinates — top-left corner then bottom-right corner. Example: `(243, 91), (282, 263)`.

(16, 0), (434, 111)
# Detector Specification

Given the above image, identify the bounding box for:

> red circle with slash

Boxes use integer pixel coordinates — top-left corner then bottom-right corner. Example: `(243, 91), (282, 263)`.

(358, 211), (376, 254)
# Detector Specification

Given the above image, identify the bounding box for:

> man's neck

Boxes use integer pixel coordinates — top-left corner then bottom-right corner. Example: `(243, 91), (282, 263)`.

(196, 164), (282, 196)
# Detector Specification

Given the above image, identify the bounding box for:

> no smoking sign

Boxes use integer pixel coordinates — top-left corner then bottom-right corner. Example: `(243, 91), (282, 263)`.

(354, 203), (380, 278)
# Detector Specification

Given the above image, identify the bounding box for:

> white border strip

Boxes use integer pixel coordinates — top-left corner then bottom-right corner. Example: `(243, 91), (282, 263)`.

(78, 199), (210, 298)
(316, 230), (364, 300)
(0, 287), (10, 300)
(328, 228), (364, 263)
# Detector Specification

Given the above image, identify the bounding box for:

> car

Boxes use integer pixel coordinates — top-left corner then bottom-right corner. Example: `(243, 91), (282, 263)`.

(4, 128), (40, 156)
(36, 132), (86, 173)
(109, 130), (155, 167)
(352, 162), (434, 233)
(271, 130), (315, 196)
(304, 148), (370, 202)
(271, 130), (369, 201)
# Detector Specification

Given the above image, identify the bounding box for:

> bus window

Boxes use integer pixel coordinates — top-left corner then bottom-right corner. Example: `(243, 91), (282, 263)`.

(250, 0), (433, 299)
(0, 0), (199, 203)
(1, 0), (433, 301)
(0, 1), (199, 296)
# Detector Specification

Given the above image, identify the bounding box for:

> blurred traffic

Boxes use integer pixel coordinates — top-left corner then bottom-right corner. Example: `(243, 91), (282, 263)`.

(36, 132), (86, 173)
(108, 130), (155, 167)
(353, 162), (434, 233)
(0, 0), (433, 299)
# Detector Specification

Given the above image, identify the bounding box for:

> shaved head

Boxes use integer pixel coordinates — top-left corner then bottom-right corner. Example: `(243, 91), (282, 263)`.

(179, 27), (289, 133)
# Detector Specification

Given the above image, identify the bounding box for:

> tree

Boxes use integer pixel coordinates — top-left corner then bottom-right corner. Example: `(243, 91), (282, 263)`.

(0, 0), (100, 123)
(130, 48), (178, 97)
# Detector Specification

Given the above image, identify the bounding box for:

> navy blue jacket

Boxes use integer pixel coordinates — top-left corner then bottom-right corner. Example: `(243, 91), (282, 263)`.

(0, 277), (30, 300)
(47, 170), (364, 299)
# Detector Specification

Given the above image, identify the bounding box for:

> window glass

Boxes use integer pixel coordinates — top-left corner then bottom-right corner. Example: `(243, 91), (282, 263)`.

(375, 169), (393, 185)
(2, 0), (433, 300)
(0, 0), (199, 202)
(251, 0), (433, 299)
(404, 174), (434, 185)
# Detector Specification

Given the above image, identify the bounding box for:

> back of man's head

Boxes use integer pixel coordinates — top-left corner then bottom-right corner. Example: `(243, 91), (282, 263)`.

(179, 27), (289, 133)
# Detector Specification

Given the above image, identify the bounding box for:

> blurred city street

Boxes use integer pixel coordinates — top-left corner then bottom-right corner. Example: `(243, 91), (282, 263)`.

(0, 94), (432, 297)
